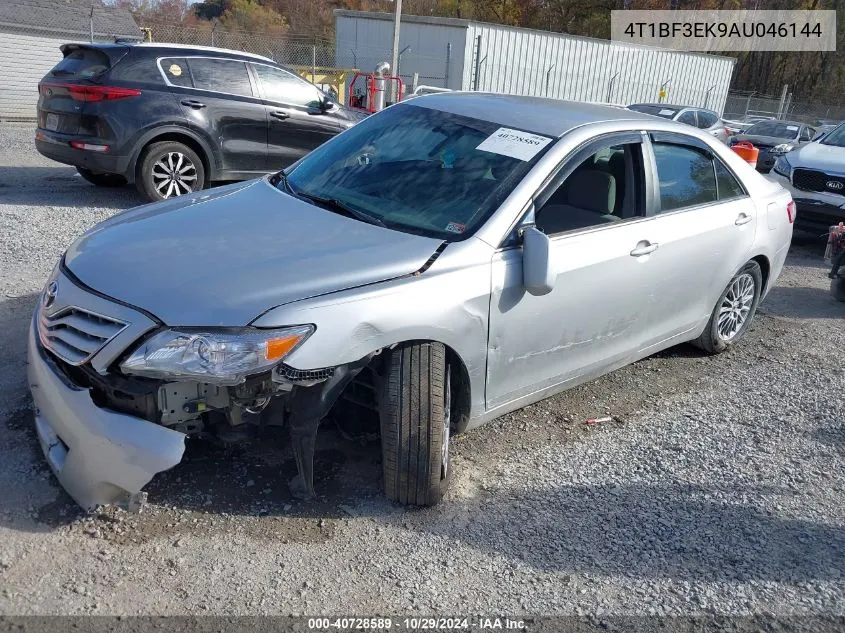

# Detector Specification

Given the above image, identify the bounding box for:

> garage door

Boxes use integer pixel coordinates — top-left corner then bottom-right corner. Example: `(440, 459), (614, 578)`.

(0, 31), (69, 120)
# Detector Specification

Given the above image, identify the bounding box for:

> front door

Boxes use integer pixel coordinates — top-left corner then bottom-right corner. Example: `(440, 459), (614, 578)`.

(486, 136), (657, 410)
(250, 64), (345, 170)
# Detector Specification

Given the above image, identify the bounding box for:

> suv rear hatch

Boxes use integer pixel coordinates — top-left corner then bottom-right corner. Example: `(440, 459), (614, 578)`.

(37, 44), (133, 136)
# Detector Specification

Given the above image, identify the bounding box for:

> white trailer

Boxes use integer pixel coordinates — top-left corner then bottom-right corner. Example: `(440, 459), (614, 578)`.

(335, 10), (736, 115)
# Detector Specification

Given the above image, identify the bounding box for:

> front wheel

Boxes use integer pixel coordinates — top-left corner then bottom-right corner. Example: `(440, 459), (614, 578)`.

(136, 141), (205, 202)
(379, 342), (451, 506)
(694, 261), (763, 354)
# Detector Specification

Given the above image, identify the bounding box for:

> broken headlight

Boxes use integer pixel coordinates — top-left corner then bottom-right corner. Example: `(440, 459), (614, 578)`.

(120, 325), (314, 386)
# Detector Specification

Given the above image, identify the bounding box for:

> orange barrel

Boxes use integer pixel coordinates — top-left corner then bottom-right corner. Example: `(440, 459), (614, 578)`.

(731, 141), (759, 168)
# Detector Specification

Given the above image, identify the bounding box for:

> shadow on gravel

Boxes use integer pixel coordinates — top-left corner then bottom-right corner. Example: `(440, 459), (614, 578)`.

(759, 285), (844, 319)
(412, 483), (845, 583)
(0, 166), (143, 209)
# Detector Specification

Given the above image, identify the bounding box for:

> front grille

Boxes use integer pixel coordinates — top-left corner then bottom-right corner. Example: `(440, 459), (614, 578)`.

(793, 168), (845, 196)
(38, 306), (127, 366)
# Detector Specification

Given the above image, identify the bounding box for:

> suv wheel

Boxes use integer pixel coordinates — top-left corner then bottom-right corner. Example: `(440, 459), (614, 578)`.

(379, 342), (451, 506)
(694, 261), (762, 354)
(137, 141), (205, 202)
(76, 167), (126, 187)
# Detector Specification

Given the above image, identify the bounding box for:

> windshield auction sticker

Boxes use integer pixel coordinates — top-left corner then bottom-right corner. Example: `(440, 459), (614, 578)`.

(611, 10), (836, 52)
(477, 128), (553, 161)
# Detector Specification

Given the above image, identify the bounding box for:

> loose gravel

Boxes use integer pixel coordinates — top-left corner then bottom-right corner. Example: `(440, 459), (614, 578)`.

(0, 123), (843, 618)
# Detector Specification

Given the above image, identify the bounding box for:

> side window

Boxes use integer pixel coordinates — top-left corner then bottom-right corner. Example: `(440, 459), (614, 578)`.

(652, 142), (717, 212)
(535, 142), (642, 235)
(159, 58), (192, 87)
(187, 58), (253, 97)
(253, 64), (322, 109)
(714, 158), (745, 200)
(677, 110), (697, 126)
(697, 111), (718, 129)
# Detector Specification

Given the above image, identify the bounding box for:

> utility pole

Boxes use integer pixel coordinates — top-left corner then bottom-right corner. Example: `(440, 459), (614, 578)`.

(390, 0), (402, 100)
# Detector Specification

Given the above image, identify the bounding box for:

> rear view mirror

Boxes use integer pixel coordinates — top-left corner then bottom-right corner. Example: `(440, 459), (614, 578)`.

(522, 226), (554, 296)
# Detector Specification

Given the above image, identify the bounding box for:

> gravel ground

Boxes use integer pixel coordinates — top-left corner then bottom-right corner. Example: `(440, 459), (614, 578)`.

(1, 123), (844, 618)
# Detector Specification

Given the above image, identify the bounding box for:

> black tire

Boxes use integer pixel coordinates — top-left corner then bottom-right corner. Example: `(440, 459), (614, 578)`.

(379, 342), (451, 506)
(76, 167), (126, 187)
(694, 261), (763, 354)
(136, 141), (205, 202)
(831, 277), (845, 302)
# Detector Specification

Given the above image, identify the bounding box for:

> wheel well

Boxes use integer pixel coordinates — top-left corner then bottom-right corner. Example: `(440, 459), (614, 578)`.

(356, 341), (472, 433)
(134, 132), (211, 183)
(751, 255), (771, 292)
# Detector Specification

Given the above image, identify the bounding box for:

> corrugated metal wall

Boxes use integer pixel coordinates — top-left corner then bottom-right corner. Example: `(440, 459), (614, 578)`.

(335, 14), (467, 90)
(463, 23), (735, 114)
(0, 31), (67, 120)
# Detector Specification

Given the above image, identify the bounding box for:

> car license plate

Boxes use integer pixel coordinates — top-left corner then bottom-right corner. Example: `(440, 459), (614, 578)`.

(45, 113), (59, 131)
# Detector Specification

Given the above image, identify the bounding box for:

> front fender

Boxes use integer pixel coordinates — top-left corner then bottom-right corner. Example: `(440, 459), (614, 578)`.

(251, 240), (494, 422)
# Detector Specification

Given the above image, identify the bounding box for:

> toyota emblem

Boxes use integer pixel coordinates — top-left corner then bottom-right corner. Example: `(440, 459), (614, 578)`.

(43, 281), (58, 308)
(827, 180), (844, 191)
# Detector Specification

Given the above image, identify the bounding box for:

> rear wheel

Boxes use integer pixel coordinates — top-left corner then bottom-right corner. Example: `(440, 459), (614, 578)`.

(76, 167), (126, 187)
(694, 261), (762, 354)
(379, 342), (451, 506)
(136, 141), (205, 202)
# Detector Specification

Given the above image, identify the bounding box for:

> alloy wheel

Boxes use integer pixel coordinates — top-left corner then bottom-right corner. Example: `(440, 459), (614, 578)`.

(151, 152), (197, 198)
(717, 273), (755, 341)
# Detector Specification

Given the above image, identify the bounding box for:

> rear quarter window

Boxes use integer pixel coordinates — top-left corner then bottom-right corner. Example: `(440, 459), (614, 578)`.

(159, 58), (193, 87)
(50, 47), (110, 79)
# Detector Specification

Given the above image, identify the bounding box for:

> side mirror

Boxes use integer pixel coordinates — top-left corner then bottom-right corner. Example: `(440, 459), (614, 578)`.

(522, 226), (554, 296)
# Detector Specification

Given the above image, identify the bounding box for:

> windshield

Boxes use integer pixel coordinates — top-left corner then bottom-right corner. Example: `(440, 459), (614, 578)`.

(626, 104), (677, 119)
(745, 121), (801, 139)
(283, 103), (555, 240)
(821, 123), (845, 147)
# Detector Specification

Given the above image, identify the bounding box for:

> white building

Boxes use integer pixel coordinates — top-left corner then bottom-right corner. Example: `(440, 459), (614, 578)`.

(0, 0), (140, 120)
(335, 10), (736, 115)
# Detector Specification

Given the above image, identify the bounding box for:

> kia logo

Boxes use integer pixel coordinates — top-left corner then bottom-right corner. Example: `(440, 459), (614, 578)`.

(827, 180), (844, 191)
(43, 281), (58, 308)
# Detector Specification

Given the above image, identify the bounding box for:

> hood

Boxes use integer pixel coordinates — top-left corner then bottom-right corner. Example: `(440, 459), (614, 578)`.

(65, 179), (443, 326)
(786, 141), (845, 173)
(732, 134), (796, 148)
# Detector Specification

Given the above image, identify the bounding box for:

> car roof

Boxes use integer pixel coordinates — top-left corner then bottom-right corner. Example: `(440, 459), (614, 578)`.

(409, 92), (657, 137)
(132, 42), (275, 63)
(745, 120), (805, 127)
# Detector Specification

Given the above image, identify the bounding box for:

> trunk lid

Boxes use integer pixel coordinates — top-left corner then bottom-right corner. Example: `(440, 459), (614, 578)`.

(37, 44), (130, 135)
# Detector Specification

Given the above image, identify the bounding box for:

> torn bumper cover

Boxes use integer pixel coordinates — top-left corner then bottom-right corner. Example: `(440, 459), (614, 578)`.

(27, 316), (186, 510)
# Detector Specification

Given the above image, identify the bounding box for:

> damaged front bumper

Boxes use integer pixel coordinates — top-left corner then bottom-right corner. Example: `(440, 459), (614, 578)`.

(27, 315), (186, 511)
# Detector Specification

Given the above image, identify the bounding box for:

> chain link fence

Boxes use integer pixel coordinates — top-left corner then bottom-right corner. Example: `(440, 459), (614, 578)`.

(141, 21), (341, 69)
(724, 90), (845, 126)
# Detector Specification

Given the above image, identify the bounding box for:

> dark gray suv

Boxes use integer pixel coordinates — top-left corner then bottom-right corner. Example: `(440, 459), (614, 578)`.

(35, 42), (366, 201)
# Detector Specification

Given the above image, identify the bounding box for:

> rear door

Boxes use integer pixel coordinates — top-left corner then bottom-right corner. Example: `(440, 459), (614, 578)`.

(250, 63), (345, 169)
(162, 56), (267, 174)
(636, 132), (756, 353)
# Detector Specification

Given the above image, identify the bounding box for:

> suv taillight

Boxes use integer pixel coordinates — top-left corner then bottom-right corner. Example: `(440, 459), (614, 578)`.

(786, 200), (797, 224)
(39, 82), (141, 102)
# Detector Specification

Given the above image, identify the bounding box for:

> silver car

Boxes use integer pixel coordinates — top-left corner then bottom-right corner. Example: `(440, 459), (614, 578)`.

(28, 94), (795, 511)
(626, 103), (730, 144)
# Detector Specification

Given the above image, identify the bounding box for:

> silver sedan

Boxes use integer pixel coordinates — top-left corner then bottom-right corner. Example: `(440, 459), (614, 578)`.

(29, 94), (795, 510)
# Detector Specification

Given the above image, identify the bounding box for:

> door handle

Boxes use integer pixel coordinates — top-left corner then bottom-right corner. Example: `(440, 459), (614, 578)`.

(630, 241), (658, 257)
(735, 213), (753, 226)
(180, 99), (206, 109)
(270, 110), (290, 120)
